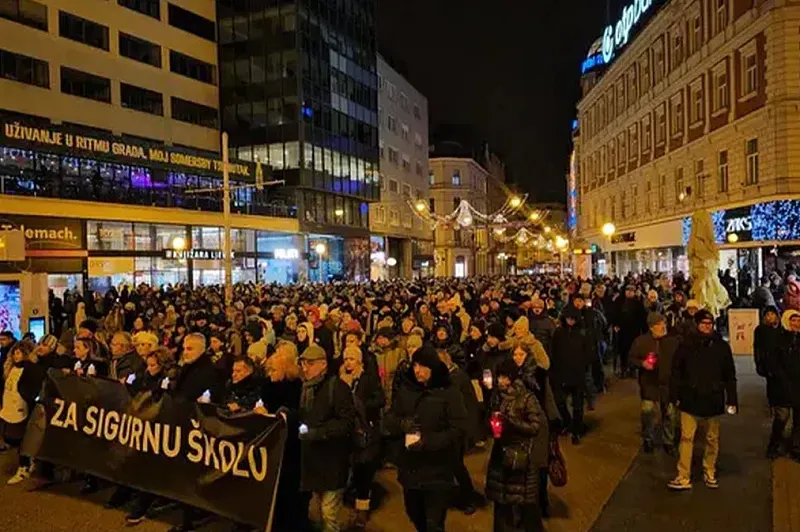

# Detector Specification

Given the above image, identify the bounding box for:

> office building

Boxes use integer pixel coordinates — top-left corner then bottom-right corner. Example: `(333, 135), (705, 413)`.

(371, 55), (432, 279)
(574, 0), (800, 286)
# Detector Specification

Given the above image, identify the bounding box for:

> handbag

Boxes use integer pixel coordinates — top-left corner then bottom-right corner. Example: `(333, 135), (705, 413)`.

(548, 439), (568, 487)
(502, 441), (532, 472)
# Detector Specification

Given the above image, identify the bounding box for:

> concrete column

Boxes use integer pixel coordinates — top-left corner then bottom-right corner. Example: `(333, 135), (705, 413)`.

(401, 239), (413, 279)
(292, 234), (308, 283)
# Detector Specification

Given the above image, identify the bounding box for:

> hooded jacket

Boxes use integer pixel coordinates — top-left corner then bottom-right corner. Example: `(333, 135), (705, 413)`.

(384, 360), (468, 490)
(769, 310), (800, 407)
(550, 310), (592, 387)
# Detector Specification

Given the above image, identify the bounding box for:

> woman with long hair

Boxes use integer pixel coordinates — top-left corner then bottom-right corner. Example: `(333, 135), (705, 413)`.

(1, 341), (44, 485)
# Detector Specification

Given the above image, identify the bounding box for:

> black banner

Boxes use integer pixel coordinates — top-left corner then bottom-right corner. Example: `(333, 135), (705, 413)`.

(23, 371), (286, 530)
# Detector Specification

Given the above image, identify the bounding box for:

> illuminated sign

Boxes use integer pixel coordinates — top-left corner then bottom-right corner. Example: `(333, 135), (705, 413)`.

(601, 0), (657, 64)
(163, 249), (234, 260)
(274, 248), (299, 259)
(581, 53), (605, 74)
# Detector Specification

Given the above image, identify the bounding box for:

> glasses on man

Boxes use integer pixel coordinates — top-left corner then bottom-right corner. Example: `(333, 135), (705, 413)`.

(699, 320), (714, 326)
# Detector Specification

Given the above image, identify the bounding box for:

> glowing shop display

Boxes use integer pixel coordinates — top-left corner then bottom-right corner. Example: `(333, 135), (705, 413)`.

(602, 0), (656, 64)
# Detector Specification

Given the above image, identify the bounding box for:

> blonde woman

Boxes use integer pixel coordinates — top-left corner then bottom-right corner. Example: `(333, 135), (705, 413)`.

(1, 341), (43, 485)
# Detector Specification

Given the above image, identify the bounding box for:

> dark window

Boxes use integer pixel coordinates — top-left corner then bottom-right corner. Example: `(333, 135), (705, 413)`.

(59, 11), (109, 51)
(171, 97), (218, 129)
(117, 0), (159, 19)
(167, 3), (215, 42)
(169, 50), (216, 85)
(0, 48), (49, 88)
(121, 83), (163, 116)
(119, 33), (161, 68)
(60, 67), (111, 103)
(0, 0), (47, 31)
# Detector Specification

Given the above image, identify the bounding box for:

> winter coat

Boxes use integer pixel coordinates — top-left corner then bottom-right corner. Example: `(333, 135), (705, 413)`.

(447, 364), (482, 445)
(670, 332), (738, 417)
(221, 375), (263, 412)
(108, 350), (145, 382)
(461, 337), (485, 378)
(348, 368), (385, 463)
(6, 361), (44, 415)
(580, 306), (608, 359)
(485, 380), (548, 505)
(754, 323), (784, 406)
(36, 353), (73, 373)
(528, 312), (557, 355)
(629, 332), (680, 403)
(371, 339), (407, 410)
(770, 328), (800, 408)
(384, 363), (468, 490)
(613, 297), (648, 355)
(550, 320), (592, 388)
(173, 354), (222, 402)
(752, 286), (777, 310)
(299, 376), (356, 492)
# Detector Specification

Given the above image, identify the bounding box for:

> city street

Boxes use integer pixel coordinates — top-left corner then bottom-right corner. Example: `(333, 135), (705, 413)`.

(0, 359), (796, 532)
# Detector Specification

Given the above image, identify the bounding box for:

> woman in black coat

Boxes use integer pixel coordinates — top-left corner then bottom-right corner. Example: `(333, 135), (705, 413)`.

(340, 346), (385, 527)
(550, 307), (591, 443)
(485, 359), (548, 532)
(1, 341), (45, 485)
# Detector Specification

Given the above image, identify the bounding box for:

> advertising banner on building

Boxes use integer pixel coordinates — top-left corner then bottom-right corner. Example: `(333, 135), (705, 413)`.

(0, 214), (84, 251)
(23, 372), (286, 530)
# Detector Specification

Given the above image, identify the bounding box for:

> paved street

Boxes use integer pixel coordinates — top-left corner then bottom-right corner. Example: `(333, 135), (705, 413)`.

(0, 359), (797, 532)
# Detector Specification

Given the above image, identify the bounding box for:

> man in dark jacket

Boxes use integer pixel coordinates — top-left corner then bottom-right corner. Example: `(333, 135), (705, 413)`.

(668, 309), (738, 491)
(770, 310), (800, 462)
(629, 313), (680, 454)
(753, 307), (784, 458)
(550, 306), (592, 444)
(221, 357), (262, 414)
(108, 332), (145, 383)
(385, 344), (468, 532)
(611, 285), (647, 377)
(528, 298), (556, 356)
(476, 323), (510, 404)
(572, 293), (608, 399)
(298, 344), (355, 532)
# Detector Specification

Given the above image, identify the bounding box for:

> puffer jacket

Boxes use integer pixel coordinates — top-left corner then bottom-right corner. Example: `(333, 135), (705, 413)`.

(670, 331), (738, 417)
(371, 338), (407, 410)
(485, 380), (548, 505)
(383, 362), (468, 490)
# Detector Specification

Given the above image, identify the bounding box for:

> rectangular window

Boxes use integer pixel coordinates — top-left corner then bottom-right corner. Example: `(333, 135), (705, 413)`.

(0, 0), (47, 31)
(402, 184), (411, 198)
(743, 52), (757, 96)
(621, 190), (627, 219)
(452, 169), (461, 186)
(745, 138), (759, 185)
(428, 169), (435, 185)
(119, 33), (161, 68)
(0, 48), (49, 88)
(631, 185), (638, 216)
(387, 115), (397, 132)
(718, 150), (729, 192)
(714, 70), (729, 111)
(167, 3), (215, 42)
(671, 95), (683, 136)
(654, 39), (665, 82)
(415, 161), (423, 176)
(389, 179), (398, 193)
(629, 125), (638, 160)
(118, 0), (160, 19)
(374, 206), (385, 224)
(656, 106), (666, 144)
(390, 209), (400, 226)
(414, 132), (423, 149)
(672, 29), (683, 68)
(170, 50), (216, 85)
(171, 96), (218, 128)
(121, 83), (163, 116)
(428, 198), (435, 213)
(413, 105), (421, 119)
(401, 124), (409, 141)
(640, 53), (651, 93)
(60, 67), (111, 103)
(659, 175), (666, 207)
(675, 167), (684, 201)
(691, 85), (703, 124)
(646, 180), (652, 213)
(401, 155), (410, 171)
(695, 159), (705, 198)
(400, 92), (409, 112)
(59, 11), (109, 51)
(690, 14), (702, 55)
(608, 140), (616, 179)
(642, 116), (652, 151)
(715, 0), (727, 34)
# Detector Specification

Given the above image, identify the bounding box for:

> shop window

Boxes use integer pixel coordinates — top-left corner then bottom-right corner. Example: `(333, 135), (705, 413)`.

(87, 221), (134, 251)
(134, 223), (154, 251)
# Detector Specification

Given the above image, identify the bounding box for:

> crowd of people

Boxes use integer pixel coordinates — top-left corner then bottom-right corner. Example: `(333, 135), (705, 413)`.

(0, 267), (797, 532)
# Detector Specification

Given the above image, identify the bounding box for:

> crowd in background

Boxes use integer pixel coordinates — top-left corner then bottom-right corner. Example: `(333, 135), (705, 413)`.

(0, 266), (797, 532)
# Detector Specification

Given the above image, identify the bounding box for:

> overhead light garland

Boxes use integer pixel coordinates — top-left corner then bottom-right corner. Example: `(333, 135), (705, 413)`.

(408, 194), (531, 230)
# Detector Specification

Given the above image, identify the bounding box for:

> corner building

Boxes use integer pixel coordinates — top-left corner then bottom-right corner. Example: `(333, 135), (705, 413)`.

(575, 0), (800, 287)
(0, 0), (301, 295)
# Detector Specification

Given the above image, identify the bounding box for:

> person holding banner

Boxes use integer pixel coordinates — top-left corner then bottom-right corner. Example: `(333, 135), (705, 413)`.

(1, 341), (44, 485)
(298, 343), (356, 532)
(108, 332), (144, 383)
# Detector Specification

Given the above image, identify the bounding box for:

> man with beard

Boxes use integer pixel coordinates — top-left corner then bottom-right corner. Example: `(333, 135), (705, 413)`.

(527, 298), (556, 356)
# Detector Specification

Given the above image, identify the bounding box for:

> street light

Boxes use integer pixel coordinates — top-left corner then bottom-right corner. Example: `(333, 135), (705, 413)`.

(315, 242), (327, 255)
(387, 257), (398, 267)
(171, 236), (186, 251)
(334, 208), (344, 217)
(415, 201), (427, 212)
(727, 233), (739, 243)
(601, 222), (616, 277)
(509, 196), (522, 208)
(555, 236), (568, 276)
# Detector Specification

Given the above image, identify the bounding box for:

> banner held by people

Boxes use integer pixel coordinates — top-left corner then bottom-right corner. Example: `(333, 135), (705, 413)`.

(22, 370), (286, 530)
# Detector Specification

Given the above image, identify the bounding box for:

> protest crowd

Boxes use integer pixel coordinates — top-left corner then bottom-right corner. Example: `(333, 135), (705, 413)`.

(0, 266), (799, 532)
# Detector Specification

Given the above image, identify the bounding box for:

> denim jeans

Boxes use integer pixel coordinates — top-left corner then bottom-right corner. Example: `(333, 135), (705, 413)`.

(316, 489), (344, 532)
(641, 400), (678, 448)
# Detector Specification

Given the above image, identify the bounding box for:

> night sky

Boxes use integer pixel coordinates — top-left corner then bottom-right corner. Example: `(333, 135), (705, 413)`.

(377, 0), (624, 203)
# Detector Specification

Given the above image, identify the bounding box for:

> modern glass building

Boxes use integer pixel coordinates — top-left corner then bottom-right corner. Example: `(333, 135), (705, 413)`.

(217, 0), (379, 280)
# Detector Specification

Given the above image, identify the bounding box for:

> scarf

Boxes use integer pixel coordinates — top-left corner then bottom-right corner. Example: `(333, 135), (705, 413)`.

(300, 372), (327, 414)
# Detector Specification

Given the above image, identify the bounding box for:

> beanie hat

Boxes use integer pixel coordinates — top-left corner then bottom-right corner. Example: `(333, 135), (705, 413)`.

(375, 326), (396, 340)
(78, 319), (98, 334)
(647, 312), (666, 328)
(411, 343), (442, 371)
(497, 358), (520, 380)
(694, 309), (714, 324)
(487, 322), (506, 339)
(38, 334), (58, 351)
(246, 321), (263, 342)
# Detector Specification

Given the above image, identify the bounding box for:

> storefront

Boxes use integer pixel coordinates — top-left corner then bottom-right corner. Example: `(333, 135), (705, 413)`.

(590, 219), (686, 276)
(370, 235), (388, 281)
(307, 234), (345, 282)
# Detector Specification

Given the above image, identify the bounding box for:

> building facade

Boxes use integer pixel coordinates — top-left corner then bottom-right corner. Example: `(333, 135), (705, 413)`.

(0, 0), (303, 294)
(428, 157), (490, 277)
(574, 0), (800, 289)
(218, 0), (379, 282)
(371, 55), (432, 279)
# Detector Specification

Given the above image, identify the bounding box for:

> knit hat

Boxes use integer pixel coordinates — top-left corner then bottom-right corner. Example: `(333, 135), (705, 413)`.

(496, 358), (520, 380)
(647, 312), (666, 328)
(487, 322), (506, 340)
(411, 343), (441, 370)
(694, 309), (715, 324)
(38, 334), (58, 351)
(763, 305), (780, 319)
(300, 343), (327, 362)
(375, 326), (396, 340)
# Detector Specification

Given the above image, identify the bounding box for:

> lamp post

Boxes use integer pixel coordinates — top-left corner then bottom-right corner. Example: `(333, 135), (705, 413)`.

(555, 236), (568, 276)
(601, 222), (616, 277)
